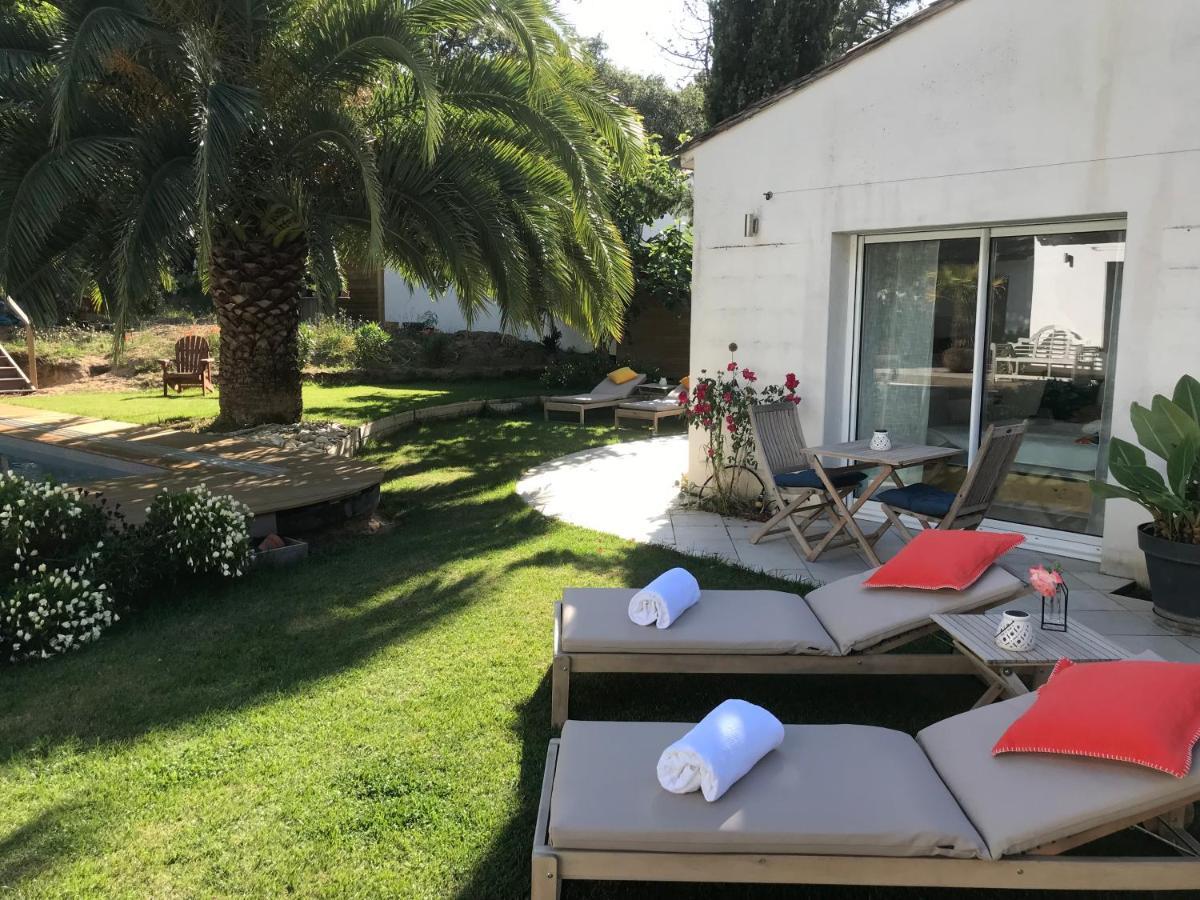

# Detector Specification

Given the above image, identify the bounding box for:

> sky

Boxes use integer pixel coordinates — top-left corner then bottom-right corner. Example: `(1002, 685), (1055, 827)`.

(556, 0), (700, 85)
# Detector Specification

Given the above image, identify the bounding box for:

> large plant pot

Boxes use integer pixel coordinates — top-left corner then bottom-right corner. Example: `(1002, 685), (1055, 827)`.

(1138, 523), (1200, 631)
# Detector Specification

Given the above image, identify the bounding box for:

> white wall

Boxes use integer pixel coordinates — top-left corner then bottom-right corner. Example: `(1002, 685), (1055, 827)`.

(683, 0), (1200, 577)
(1026, 240), (1122, 345)
(381, 270), (593, 351)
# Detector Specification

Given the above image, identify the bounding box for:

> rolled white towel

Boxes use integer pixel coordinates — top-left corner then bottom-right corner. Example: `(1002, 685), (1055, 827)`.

(656, 699), (785, 802)
(627, 567), (700, 629)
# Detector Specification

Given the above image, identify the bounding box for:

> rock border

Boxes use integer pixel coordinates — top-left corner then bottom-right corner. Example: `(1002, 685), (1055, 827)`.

(331, 395), (543, 456)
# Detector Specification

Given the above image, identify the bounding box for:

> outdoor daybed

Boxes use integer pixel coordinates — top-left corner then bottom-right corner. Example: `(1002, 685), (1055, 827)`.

(531, 693), (1200, 897)
(550, 566), (1025, 728)
(543, 371), (647, 423)
(613, 386), (686, 433)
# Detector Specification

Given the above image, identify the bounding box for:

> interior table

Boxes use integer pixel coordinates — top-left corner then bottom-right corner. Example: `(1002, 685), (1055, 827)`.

(806, 439), (962, 566)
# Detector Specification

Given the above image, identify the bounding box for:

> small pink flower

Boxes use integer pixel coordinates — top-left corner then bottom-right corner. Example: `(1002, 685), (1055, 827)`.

(788, 394), (801, 405)
(725, 414), (734, 425)
(727, 423), (737, 433)
(701, 417), (712, 428)
(1029, 566), (1061, 598)
(696, 382), (709, 399)
(741, 368), (757, 382)
(722, 391), (732, 403)
(706, 447), (715, 458)
(726, 361), (737, 372)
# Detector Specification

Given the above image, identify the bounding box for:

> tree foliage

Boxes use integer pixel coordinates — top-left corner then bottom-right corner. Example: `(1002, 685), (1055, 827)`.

(0, 0), (646, 346)
(608, 124), (693, 313)
(581, 37), (705, 152)
(706, 0), (839, 124)
(830, 0), (926, 57)
(698, 0), (924, 126)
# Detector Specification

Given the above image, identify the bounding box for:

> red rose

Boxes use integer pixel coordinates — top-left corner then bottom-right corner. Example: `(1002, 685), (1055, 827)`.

(788, 395), (801, 405)
(701, 417), (712, 428)
(741, 368), (757, 382)
(726, 361), (737, 372)
(722, 391), (732, 403)
(725, 414), (734, 424)
(677, 391), (688, 403)
(785, 372), (799, 391)
(706, 447), (715, 458)
(727, 423), (737, 433)
(696, 382), (709, 399)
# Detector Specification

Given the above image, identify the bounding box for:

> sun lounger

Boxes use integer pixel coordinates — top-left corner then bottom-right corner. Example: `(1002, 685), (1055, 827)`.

(532, 693), (1200, 897)
(551, 566), (1025, 728)
(543, 373), (647, 423)
(613, 387), (685, 433)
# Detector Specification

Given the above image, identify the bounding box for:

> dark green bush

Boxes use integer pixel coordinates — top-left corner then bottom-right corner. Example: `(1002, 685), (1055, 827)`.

(352, 322), (392, 369)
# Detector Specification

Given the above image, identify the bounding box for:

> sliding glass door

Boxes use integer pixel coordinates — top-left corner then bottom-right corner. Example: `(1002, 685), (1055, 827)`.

(854, 223), (1124, 536)
(856, 236), (980, 488)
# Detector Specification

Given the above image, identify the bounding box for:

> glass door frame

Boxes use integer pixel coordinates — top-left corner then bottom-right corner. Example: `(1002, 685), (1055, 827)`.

(844, 218), (1127, 557)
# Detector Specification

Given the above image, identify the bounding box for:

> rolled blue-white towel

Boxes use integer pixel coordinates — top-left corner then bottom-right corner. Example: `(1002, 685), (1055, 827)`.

(627, 567), (700, 628)
(656, 699), (785, 802)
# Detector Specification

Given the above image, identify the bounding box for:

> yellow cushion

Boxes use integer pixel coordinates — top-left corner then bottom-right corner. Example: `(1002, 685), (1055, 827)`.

(680, 375), (690, 390)
(608, 366), (639, 385)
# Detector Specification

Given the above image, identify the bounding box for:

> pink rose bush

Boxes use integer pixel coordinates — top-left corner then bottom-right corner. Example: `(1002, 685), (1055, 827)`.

(677, 344), (803, 513)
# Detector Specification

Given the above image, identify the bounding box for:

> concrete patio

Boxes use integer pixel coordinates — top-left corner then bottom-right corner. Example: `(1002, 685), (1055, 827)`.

(517, 434), (1200, 662)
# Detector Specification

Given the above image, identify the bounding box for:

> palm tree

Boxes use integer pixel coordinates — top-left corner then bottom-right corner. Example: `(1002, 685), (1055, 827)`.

(0, 1), (644, 426)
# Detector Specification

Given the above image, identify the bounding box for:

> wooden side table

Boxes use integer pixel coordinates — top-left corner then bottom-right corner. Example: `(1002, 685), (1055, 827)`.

(931, 613), (1133, 708)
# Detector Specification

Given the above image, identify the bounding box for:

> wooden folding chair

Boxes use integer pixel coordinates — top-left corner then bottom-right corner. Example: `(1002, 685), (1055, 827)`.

(874, 422), (1027, 542)
(748, 401), (870, 559)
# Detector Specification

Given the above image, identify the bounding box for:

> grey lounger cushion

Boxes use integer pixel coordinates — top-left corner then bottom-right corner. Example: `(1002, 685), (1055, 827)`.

(807, 565), (1024, 655)
(560, 588), (837, 655)
(549, 720), (987, 858)
(550, 374), (646, 404)
(918, 693), (1200, 859)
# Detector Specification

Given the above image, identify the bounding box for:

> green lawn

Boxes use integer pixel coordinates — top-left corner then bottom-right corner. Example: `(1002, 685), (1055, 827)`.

(0, 417), (1166, 898)
(3, 378), (546, 428)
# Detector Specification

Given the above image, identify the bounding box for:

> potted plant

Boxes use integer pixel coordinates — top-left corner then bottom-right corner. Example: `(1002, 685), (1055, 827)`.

(1090, 374), (1200, 628)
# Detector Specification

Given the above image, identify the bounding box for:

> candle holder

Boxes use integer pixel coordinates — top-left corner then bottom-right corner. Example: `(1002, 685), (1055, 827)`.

(1030, 564), (1069, 632)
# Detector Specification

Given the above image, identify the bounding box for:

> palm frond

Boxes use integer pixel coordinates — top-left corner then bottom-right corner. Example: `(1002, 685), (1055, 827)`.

(51, 0), (151, 142)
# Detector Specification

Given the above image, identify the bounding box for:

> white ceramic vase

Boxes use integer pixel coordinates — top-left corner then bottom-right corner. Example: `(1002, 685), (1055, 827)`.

(995, 609), (1036, 652)
(870, 429), (892, 452)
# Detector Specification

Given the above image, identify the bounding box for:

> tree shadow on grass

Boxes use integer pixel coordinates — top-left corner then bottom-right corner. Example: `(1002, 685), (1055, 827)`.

(0, 518), (509, 757)
(1, 416), (619, 761)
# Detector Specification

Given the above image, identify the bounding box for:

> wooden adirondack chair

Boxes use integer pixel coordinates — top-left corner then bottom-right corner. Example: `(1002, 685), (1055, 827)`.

(160, 335), (214, 396)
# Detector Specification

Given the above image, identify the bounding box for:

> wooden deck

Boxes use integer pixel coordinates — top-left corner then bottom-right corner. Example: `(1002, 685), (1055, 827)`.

(0, 404), (384, 525)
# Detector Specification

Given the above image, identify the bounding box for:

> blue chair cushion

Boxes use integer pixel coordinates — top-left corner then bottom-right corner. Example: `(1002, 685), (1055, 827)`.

(874, 483), (957, 518)
(774, 469), (866, 490)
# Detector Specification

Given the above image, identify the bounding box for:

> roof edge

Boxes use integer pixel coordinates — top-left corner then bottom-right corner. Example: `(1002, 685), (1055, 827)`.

(678, 0), (971, 164)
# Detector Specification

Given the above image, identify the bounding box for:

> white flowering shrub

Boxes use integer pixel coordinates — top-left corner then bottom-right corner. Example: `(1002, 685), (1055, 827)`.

(143, 484), (252, 578)
(0, 473), (119, 663)
(2, 565), (116, 662)
(0, 472), (109, 574)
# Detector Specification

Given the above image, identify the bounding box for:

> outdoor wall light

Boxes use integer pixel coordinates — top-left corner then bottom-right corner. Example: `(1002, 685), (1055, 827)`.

(744, 213), (760, 237)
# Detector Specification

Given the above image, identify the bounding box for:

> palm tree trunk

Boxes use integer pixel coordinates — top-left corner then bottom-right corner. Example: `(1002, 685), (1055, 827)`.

(210, 228), (307, 427)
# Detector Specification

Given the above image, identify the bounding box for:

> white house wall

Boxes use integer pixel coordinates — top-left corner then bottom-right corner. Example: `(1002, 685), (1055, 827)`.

(381, 270), (593, 351)
(684, 0), (1200, 577)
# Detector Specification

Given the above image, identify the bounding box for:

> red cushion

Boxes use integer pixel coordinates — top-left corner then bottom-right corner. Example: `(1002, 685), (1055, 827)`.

(863, 530), (1024, 590)
(993, 659), (1200, 777)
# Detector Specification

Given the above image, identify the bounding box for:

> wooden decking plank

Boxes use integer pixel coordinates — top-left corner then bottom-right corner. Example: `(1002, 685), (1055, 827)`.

(0, 403), (382, 524)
